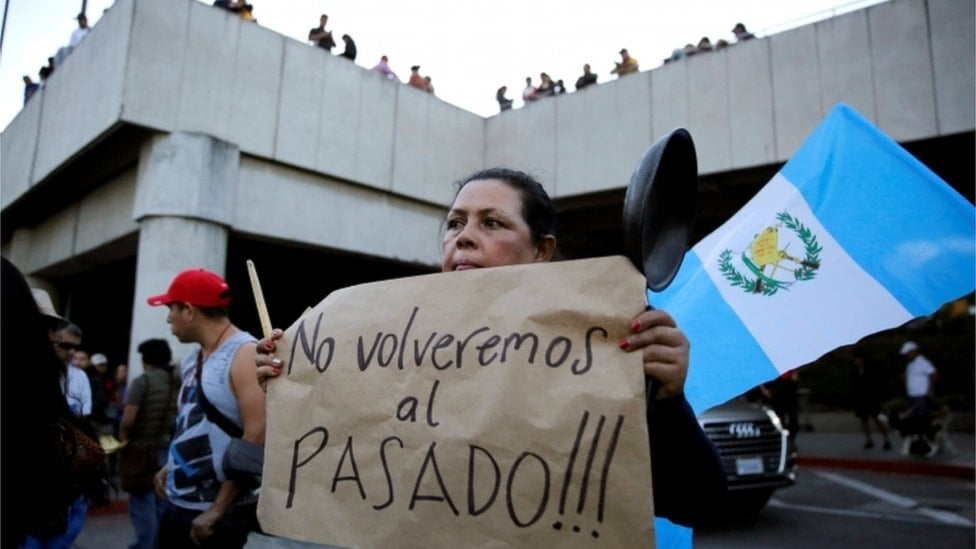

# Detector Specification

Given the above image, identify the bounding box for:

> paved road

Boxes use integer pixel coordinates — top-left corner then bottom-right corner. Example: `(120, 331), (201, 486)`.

(76, 412), (974, 548)
(696, 466), (975, 548)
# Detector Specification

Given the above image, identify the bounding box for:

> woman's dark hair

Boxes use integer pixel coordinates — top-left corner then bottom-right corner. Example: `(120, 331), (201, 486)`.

(2, 256), (69, 419)
(1, 256), (110, 545)
(454, 168), (558, 245)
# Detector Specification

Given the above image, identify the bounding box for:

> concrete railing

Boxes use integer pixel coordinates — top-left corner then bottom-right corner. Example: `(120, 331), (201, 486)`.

(2, 0), (973, 212)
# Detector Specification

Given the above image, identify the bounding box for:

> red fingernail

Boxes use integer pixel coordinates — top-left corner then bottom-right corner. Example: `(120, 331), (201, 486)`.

(268, 341), (276, 351)
(619, 338), (630, 350)
(631, 320), (641, 332)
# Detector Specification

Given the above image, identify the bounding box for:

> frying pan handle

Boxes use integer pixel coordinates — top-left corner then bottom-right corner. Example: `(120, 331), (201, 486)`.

(643, 305), (662, 410)
(622, 129), (698, 414)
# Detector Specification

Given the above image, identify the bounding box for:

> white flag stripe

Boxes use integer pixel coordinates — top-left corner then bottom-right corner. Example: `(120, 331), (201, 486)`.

(695, 174), (914, 373)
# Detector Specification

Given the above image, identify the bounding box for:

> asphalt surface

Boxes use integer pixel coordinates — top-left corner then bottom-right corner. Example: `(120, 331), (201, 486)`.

(75, 412), (975, 548)
(794, 411), (975, 479)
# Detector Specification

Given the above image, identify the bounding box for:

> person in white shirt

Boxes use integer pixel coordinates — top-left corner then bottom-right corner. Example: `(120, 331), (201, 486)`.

(54, 323), (93, 417)
(54, 13), (91, 66)
(901, 340), (936, 417)
(69, 13), (90, 50)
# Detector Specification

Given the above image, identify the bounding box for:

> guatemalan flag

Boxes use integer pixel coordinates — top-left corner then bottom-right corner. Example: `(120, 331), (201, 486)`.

(653, 103), (976, 417)
(652, 104), (975, 547)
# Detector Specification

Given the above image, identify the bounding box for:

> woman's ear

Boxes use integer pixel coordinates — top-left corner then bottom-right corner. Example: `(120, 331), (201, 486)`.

(534, 235), (557, 262)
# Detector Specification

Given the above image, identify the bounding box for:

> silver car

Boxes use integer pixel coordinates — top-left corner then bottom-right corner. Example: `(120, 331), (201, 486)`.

(698, 397), (798, 517)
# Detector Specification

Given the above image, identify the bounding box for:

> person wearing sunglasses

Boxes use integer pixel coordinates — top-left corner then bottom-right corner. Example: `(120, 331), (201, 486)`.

(55, 323), (93, 419)
(29, 288), (92, 418)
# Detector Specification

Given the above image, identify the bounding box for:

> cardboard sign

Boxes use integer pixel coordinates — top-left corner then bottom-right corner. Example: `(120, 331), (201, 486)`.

(258, 256), (655, 547)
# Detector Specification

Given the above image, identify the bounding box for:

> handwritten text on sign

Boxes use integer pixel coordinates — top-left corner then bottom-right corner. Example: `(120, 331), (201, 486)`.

(258, 256), (655, 547)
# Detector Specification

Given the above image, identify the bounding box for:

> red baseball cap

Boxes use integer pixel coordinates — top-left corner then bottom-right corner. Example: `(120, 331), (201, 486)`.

(147, 268), (232, 307)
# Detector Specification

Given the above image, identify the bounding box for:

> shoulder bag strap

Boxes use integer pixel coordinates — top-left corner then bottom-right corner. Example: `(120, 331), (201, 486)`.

(195, 352), (244, 439)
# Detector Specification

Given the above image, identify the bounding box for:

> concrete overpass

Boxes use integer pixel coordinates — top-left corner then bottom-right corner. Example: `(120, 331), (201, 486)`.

(2, 0), (972, 373)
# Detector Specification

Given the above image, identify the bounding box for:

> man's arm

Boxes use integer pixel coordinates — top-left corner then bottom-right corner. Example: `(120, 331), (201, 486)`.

(191, 480), (241, 544)
(192, 341), (266, 543)
(118, 404), (139, 442)
(118, 375), (147, 442)
(231, 341), (266, 445)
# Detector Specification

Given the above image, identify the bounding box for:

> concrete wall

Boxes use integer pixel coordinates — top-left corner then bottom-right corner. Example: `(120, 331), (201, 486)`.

(484, 0), (975, 195)
(0, 94), (40, 210)
(118, 0), (484, 205)
(929, 0), (976, 135)
(724, 38), (776, 168)
(2, 168), (139, 273)
(233, 157), (446, 265)
(2, 0), (973, 262)
(1, 0), (132, 209)
(126, 131), (447, 268)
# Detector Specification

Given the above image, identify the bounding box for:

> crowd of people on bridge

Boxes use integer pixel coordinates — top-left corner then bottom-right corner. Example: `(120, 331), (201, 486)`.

(17, 6), (753, 119)
(663, 22), (755, 65)
(497, 22), (756, 113)
(17, 4), (758, 121)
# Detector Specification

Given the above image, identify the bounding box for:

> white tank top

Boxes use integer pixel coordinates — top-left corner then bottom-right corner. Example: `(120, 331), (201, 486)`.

(166, 330), (256, 510)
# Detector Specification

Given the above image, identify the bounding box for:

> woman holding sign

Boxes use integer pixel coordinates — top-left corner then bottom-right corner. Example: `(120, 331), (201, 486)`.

(255, 168), (726, 528)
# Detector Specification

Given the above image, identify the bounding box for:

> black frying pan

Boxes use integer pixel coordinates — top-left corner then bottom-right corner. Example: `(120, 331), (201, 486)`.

(622, 128), (698, 404)
(622, 128), (698, 291)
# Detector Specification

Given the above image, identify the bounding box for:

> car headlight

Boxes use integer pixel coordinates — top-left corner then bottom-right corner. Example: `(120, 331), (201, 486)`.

(765, 407), (785, 432)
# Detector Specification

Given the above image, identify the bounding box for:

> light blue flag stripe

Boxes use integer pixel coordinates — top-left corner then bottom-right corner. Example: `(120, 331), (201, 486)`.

(649, 253), (779, 415)
(781, 104), (976, 317)
(654, 517), (693, 548)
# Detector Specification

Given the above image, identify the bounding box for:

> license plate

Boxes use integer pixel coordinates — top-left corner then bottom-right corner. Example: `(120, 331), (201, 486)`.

(735, 457), (764, 475)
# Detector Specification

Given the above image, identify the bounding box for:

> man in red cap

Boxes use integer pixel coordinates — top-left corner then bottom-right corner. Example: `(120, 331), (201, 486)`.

(147, 268), (265, 548)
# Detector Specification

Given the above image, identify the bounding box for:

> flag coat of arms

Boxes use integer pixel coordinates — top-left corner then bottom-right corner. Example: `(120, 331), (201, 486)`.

(652, 103), (976, 415)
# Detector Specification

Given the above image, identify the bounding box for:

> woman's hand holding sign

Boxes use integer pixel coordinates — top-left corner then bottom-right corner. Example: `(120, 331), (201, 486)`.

(255, 328), (284, 391)
(620, 308), (689, 401)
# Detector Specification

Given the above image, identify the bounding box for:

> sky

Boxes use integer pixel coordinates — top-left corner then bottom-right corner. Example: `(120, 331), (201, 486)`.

(0, 0), (888, 131)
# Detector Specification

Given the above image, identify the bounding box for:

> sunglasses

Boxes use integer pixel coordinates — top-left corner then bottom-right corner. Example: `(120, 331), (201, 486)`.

(56, 341), (79, 351)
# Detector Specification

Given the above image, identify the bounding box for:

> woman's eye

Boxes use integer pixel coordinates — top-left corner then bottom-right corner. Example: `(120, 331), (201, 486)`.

(484, 218), (501, 229)
(446, 219), (463, 230)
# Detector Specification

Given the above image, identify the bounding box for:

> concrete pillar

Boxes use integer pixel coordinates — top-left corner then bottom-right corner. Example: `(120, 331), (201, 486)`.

(129, 218), (229, 380)
(128, 132), (239, 380)
(133, 132), (239, 226)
